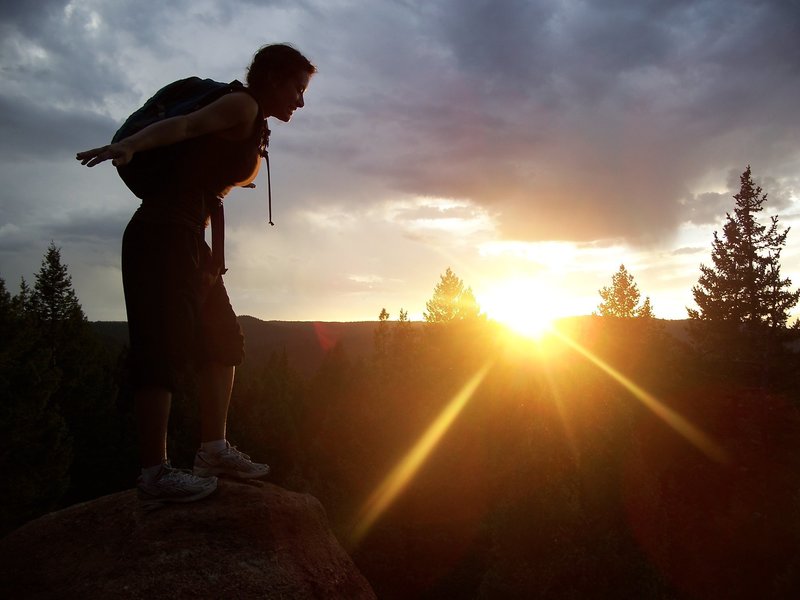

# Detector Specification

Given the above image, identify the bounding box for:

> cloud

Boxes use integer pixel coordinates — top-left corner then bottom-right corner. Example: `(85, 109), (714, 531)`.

(0, 93), (117, 161)
(48, 209), (130, 242)
(7, 0), (798, 245)
(672, 246), (705, 257)
(299, 0), (800, 243)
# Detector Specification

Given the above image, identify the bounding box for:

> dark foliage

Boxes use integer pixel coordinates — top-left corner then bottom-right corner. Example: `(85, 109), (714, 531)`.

(0, 245), (134, 535)
(0, 277), (70, 534)
(224, 314), (800, 599)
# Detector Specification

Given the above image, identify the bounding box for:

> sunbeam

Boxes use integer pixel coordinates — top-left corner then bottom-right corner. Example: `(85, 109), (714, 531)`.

(349, 362), (493, 546)
(542, 357), (581, 464)
(552, 330), (728, 464)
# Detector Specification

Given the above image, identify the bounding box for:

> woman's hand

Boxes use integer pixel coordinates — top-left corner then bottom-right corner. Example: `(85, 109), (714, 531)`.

(76, 141), (134, 168)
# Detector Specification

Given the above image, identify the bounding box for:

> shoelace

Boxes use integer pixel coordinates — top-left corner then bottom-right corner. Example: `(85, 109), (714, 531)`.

(221, 445), (252, 462)
(160, 462), (200, 479)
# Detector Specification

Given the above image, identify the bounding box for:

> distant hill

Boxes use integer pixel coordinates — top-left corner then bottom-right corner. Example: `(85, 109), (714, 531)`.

(90, 321), (129, 352)
(91, 316), (694, 378)
(90, 317), (392, 378)
(237, 316), (382, 376)
(553, 315), (693, 342)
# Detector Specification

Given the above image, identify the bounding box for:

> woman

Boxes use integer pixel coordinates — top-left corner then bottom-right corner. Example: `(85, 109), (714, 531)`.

(77, 44), (316, 506)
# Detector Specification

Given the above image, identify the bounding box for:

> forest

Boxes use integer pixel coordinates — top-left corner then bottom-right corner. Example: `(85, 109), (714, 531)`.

(3, 167), (800, 599)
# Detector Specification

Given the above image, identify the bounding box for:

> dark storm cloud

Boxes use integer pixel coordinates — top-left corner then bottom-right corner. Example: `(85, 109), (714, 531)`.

(0, 0), (191, 49)
(682, 191), (730, 227)
(0, 229), (42, 254)
(2, 8), (121, 111)
(49, 210), (129, 243)
(318, 0), (800, 243)
(682, 168), (798, 229)
(0, 1), (218, 113)
(0, 0), (69, 31)
(0, 93), (117, 161)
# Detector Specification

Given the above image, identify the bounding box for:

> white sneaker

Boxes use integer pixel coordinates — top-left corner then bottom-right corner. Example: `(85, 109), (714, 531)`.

(137, 462), (218, 507)
(193, 442), (270, 480)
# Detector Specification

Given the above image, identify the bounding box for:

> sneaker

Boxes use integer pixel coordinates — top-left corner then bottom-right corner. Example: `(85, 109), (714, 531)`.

(193, 442), (270, 480)
(137, 462), (218, 507)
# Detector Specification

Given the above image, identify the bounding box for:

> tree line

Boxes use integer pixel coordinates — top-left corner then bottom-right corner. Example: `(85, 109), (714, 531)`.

(1, 243), (135, 534)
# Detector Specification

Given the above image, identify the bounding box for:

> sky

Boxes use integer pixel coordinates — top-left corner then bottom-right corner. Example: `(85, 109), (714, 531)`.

(1, 0), (799, 324)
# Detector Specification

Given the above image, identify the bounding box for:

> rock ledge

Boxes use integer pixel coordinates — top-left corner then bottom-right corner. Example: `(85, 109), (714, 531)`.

(0, 480), (375, 599)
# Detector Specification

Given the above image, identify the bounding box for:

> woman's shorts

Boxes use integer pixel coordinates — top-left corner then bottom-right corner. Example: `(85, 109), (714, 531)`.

(121, 217), (244, 392)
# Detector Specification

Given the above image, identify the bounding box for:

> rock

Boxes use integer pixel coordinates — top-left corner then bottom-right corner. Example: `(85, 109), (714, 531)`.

(0, 480), (375, 599)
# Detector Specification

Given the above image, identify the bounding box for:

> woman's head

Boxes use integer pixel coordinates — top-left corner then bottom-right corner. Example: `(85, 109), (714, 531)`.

(247, 44), (316, 120)
(247, 44), (316, 88)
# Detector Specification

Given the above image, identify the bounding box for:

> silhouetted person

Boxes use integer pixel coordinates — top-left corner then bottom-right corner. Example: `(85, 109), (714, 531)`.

(77, 44), (316, 506)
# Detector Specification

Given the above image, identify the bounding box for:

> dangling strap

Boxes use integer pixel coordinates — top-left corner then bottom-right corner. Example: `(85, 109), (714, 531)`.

(210, 196), (227, 274)
(235, 90), (275, 227)
(260, 122), (274, 227)
(266, 150), (273, 226)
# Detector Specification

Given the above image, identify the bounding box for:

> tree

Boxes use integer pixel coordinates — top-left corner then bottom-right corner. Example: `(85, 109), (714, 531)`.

(637, 296), (654, 319)
(596, 265), (654, 318)
(392, 307), (416, 358)
(14, 277), (33, 312)
(373, 308), (391, 360)
(688, 166), (799, 327)
(688, 167), (799, 379)
(30, 242), (86, 365)
(424, 267), (481, 323)
(0, 277), (72, 534)
(31, 242), (84, 321)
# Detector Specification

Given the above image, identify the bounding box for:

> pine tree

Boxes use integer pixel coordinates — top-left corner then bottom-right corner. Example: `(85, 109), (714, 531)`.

(31, 243), (85, 358)
(637, 296), (654, 319)
(688, 166), (799, 327)
(687, 166), (799, 375)
(596, 265), (654, 318)
(392, 307), (416, 358)
(14, 277), (33, 313)
(31, 242), (83, 320)
(424, 267), (481, 323)
(373, 308), (391, 361)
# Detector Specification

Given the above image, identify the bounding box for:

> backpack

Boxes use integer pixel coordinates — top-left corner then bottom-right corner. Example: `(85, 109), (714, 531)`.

(112, 77), (273, 224)
(112, 77), (240, 146)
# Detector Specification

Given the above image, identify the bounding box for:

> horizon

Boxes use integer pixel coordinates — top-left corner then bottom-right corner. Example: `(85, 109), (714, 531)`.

(91, 313), (695, 324)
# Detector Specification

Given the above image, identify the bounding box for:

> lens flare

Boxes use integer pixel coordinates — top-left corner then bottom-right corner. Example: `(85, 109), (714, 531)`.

(553, 330), (728, 464)
(349, 362), (493, 546)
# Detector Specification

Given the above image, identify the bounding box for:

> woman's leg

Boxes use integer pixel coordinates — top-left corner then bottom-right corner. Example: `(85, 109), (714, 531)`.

(198, 363), (235, 444)
(135, 387), (172, 468)
(122, 220), (200, 468)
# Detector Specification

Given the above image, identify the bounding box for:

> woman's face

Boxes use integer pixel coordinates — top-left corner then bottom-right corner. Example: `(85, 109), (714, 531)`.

(266, 71), (311, 122)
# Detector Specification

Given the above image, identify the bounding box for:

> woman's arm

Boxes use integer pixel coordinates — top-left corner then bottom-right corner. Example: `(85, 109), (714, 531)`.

(76, 91), (260, 168)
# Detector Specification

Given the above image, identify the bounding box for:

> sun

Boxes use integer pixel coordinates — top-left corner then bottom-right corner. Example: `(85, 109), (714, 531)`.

(479, 277), (561, 339)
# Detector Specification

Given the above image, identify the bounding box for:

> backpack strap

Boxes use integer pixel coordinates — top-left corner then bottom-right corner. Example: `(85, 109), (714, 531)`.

(210, 195), (227, 274)
(210, 90), (271, 273)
